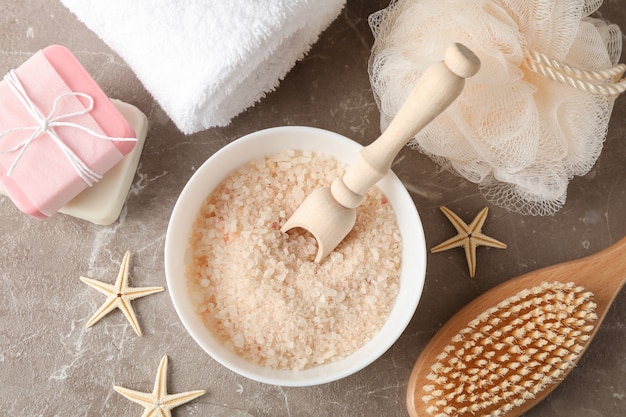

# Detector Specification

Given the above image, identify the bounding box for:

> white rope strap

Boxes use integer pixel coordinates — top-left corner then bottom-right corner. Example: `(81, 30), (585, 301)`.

(524, 48), (626, 96)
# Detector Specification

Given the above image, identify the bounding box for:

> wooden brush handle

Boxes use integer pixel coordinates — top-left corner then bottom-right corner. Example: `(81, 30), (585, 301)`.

(331, 43), (480, 209)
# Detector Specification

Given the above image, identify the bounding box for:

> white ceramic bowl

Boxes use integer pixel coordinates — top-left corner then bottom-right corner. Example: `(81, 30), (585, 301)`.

(165, 126), (426, 386)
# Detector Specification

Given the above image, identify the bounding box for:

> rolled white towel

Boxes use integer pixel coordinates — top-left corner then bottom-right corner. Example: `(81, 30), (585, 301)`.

(61, 0), (346, 134)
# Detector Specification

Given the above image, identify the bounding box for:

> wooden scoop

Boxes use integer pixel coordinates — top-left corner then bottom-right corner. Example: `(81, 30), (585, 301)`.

(407, 236), (626, 417)
(281, 43), (481, 262)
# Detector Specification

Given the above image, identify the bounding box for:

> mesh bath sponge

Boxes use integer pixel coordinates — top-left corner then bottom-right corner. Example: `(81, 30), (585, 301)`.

(369, 0), (626, 215)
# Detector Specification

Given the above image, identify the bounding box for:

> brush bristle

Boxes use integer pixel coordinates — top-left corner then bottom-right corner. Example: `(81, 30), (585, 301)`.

(419, 281), (597, 417)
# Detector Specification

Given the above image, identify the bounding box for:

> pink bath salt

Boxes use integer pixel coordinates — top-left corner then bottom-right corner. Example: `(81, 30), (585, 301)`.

(187, 150), (402, 370)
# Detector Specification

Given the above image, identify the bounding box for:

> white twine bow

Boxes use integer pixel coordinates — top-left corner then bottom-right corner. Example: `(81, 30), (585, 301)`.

(0, 70), (136, 186)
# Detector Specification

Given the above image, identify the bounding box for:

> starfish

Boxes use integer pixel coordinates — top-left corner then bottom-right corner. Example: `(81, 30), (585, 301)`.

(114, 355), (205, 417)
(80, 250), (164, 336)
(430, 206), (507, 278)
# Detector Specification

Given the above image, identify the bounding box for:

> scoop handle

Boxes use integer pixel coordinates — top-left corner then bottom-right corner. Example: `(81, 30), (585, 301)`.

(331, 43), (480, 209)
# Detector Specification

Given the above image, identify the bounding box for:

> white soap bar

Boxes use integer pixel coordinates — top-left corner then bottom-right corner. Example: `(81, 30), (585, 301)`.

(59, 99), (148, 225)
(0, 99), (148, 225)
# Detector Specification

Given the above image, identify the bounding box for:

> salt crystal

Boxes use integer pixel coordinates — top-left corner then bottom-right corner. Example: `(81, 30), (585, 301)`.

(233, 333), (244, 348)
(263, 268), (275, 280)
(329, 252), (344, 262)
(292, 187), (305, 202)
(324, 287), (337, 297)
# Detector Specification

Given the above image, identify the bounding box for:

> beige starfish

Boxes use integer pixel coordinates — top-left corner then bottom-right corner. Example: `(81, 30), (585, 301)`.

(431, 206), (507, 278)
(80, 250), (164, 336)
(114, 355), (205, 417)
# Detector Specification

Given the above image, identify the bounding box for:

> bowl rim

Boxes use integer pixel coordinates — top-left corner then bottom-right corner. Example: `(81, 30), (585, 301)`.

(164, 126), (427, 386)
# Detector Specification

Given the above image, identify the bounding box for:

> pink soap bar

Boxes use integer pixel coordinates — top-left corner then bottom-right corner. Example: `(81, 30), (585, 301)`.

(0, 45), (136, 218)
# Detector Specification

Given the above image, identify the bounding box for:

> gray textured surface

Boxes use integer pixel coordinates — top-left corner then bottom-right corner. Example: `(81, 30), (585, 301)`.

(1, 1), (625, 416)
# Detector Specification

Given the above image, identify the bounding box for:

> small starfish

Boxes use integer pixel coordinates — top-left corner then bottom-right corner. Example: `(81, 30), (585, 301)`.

(114, 355), (205, 417)
(80, 250), (164, 336)
(431, 206), (507, 278)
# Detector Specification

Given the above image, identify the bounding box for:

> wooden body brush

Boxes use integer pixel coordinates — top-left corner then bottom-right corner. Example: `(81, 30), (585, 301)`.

(407, 236), (626, 417)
